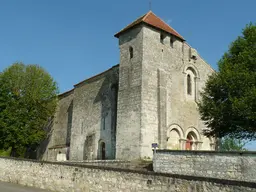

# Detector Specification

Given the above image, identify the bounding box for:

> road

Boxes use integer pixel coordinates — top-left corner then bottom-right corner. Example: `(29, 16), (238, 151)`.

(0, 181), (50, 192)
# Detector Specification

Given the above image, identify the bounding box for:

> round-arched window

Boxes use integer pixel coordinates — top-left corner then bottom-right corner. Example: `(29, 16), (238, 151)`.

(187, 74), (192, 95)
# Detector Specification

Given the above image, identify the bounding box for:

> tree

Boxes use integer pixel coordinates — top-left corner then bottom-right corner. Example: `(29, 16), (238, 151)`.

(198, 23), (256, 140)
(219, 137), (247, 151)
(0, 63), (58, 157)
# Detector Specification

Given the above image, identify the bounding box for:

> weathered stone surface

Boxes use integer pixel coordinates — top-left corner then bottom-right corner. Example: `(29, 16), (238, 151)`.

(0, 157), (255, 192)
(42, 66), (119, 161)
(116, 26), (144, 160)
(153, 150), (256, 183)
(41, 90), (74, 161)
(69, 66), (119, 161)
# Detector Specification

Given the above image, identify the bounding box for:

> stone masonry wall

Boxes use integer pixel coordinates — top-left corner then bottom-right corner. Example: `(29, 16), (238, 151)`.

(153, 150), (256, 183)
(41, 89), (74, 161)
(0, 157), (255, 192)
(70, 66), (119, 161)
(116, 26), (144, 160)
(141, 24), (215, 158)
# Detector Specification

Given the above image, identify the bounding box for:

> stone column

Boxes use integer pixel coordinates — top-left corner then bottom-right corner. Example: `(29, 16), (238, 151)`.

(157, 69), (167, 149)
(195, 141), (203, 150)
(179, 139), (187, 150)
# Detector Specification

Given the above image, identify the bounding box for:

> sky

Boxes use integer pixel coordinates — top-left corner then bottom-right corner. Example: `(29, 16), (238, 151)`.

(0, 0), (255, 149)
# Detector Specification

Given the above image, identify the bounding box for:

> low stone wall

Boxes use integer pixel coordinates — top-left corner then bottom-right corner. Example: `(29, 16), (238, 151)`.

(153, 150), (256, 183)
(0, 157), (256, 192)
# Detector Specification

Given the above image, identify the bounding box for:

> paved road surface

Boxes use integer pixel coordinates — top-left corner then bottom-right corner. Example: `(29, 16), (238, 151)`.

(0, 181), (50, 192)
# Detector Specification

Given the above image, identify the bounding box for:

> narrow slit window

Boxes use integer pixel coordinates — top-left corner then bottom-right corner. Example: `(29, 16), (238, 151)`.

(129, 46), (133, 59)
(187, 74), (192, 95)
(170, 36), (174, 48)
(160, 34), (164, 43)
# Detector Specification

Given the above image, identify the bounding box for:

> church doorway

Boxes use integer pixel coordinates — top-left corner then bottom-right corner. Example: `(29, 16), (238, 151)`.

(100, 142), (106, 160)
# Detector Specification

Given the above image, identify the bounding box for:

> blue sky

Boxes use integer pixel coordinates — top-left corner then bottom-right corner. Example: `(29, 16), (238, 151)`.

(0, 1), (255, 149)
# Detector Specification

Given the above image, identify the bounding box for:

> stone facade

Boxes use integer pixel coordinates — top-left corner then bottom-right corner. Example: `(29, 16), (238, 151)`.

(1, 157), (256, 192)
(42, 66), (119, 161)
(42, 11), (215, 161)
(153, 150), (256, 183)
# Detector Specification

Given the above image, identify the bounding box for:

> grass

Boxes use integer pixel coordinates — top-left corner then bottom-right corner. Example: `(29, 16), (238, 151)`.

(0, 148), (11, 157)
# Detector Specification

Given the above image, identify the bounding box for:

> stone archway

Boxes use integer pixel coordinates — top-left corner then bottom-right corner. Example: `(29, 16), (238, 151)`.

(185, 127), (201, 150)
(167, 129), (180, 149)
(186, 131), (197, 150)
(166, 124), (185, 150)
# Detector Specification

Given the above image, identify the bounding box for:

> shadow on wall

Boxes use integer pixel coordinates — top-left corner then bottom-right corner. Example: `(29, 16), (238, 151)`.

(83, 70), (118, 160)
(66, 100), (73, 147)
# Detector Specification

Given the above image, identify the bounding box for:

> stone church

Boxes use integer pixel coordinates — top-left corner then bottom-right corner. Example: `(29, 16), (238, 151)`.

(42, 11), (215, 161)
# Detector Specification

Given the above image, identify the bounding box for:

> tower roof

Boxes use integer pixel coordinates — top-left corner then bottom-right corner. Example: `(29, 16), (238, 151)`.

(114, 11), (185, 41)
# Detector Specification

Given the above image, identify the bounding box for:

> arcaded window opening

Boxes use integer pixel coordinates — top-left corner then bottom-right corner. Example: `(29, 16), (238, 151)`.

(187, 74), (192, 95)
(129, 46), (133, 59)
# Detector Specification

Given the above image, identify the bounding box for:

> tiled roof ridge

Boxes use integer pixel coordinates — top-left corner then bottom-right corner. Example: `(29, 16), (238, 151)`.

(146, 11), (184, 40)
(142, 10), (152, 21)
(115, 11), (184, 41)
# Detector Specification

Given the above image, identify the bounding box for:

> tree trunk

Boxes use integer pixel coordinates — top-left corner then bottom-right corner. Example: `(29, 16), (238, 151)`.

(10, 147), (17, 157)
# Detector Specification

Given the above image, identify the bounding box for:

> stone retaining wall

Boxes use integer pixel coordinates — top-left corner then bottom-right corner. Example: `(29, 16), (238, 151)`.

(0, 157), (256, 191)
(153, 150), (256, 183)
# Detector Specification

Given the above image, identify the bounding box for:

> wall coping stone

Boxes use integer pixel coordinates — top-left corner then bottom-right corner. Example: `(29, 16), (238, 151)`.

(155, 150), (256, 156)
(1, 156), (256, 189)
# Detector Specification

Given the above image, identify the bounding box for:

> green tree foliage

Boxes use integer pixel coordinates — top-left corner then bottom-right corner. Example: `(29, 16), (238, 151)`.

(198, 23), (256, 140)
(219, 137), (247, 151)
(0, 63), (58, 156)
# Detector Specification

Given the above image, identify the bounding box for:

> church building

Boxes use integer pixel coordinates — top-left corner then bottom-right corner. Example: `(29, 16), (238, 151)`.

(42, 11), (215, 161)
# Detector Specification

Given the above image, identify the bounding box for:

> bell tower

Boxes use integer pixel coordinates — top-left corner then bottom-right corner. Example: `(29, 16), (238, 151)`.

(114, 11), (185, 160)
(114, 14), (145, 160)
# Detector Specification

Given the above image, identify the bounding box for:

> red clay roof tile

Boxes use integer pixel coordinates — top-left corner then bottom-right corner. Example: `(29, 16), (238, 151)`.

(114, 11), (185, 41)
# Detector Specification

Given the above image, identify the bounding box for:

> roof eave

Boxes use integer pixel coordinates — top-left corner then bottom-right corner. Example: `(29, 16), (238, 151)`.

(114, 23), (142, 38)
(114, 22), (185, 41)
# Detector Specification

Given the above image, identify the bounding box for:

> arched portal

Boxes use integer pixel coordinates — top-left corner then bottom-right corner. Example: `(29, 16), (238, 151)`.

(167, 124), (185, 150)
(167, 129), (181, 149)
(186, 131), (198, 150)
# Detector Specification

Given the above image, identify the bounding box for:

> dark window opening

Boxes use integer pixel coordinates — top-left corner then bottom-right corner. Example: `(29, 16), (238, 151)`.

(170, 36), (174, 48)
(160, 33), (164, 43)
(129, 46), (133, 59)
(187, 74), (192, 95)
(101, 142), (106, 160)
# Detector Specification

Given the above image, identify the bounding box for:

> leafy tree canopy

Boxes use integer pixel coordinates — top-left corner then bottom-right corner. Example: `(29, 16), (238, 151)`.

(199, 23), (256, 140)
(219, 137), (247, 151)
(0, 63), (58, 156)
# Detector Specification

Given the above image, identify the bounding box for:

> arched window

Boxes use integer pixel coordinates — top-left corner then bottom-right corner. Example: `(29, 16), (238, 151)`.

(184, 65), (199, 101)
(187, 74), (192, 95)
(129, 46), (133, 59)
(101, 142), (105, 160)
